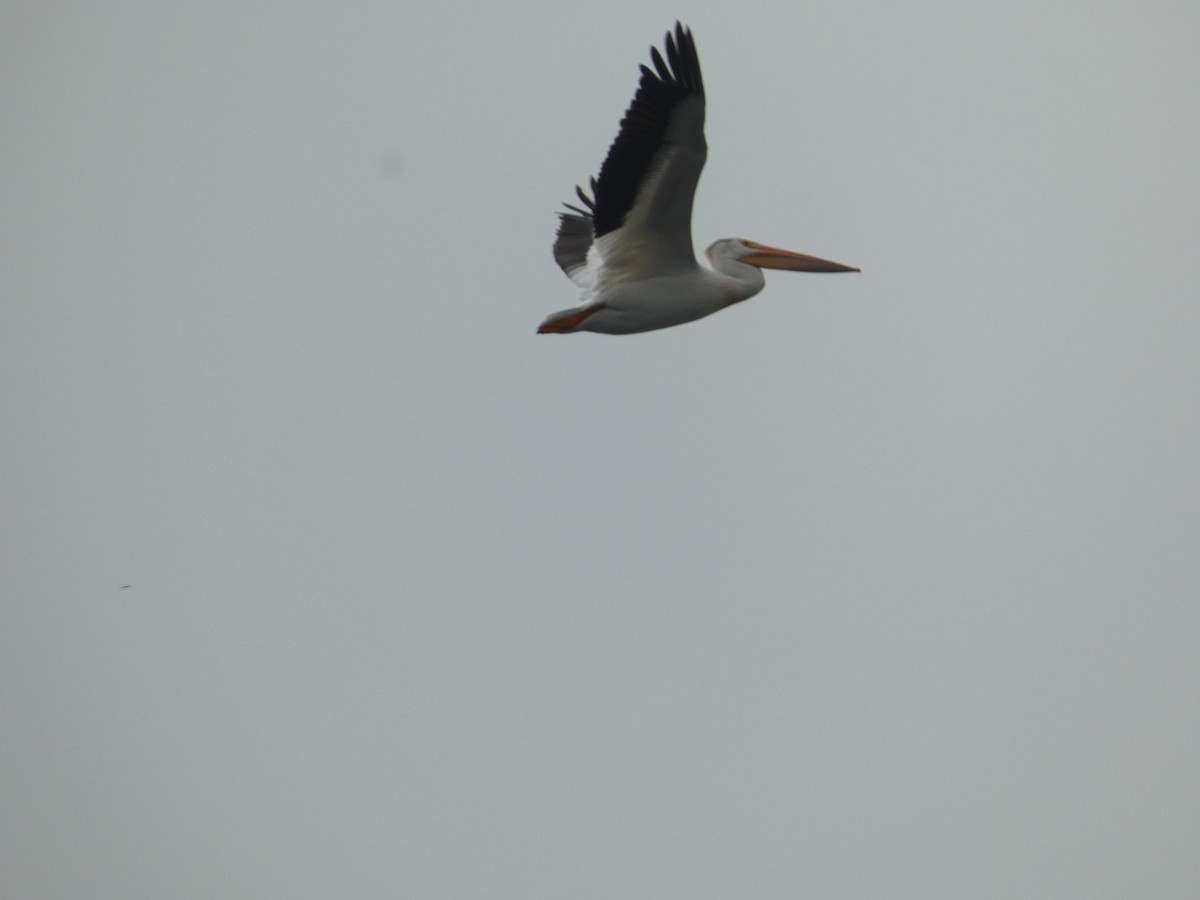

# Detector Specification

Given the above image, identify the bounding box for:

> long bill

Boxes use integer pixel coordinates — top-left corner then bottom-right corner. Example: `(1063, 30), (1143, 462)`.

(738, 243), (859, 273)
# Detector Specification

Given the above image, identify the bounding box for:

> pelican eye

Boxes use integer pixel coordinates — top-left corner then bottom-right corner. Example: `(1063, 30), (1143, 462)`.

(741, 239), (760, 249)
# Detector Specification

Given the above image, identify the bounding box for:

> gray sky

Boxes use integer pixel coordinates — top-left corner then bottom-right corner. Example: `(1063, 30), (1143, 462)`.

(3, 1), (1199, 897)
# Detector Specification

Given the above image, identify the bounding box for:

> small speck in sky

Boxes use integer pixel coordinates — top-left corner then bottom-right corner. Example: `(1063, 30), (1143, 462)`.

(377, 149), (405, 178)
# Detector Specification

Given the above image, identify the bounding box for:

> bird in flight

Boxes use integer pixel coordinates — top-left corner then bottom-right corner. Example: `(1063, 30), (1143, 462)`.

(539, 23), (858, 336)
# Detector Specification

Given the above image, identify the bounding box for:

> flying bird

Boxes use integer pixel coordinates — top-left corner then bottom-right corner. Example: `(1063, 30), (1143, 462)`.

(539, 23), (858, 335)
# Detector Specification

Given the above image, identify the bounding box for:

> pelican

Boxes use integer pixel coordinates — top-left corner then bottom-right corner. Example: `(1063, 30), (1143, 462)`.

(539, 23), (858, 335)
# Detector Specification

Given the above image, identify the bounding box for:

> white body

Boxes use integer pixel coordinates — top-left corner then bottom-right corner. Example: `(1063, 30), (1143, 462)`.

(548, 243), (767, 334)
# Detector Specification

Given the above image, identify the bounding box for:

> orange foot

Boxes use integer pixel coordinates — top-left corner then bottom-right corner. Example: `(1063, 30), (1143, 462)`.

(537, 304), (605, 334)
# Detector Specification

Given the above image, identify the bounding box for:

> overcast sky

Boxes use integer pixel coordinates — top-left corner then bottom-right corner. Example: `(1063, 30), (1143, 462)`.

(3, 2), (1199, 898)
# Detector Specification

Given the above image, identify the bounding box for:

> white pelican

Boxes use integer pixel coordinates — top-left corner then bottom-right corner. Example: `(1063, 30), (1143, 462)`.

(539, 23), (858, 335)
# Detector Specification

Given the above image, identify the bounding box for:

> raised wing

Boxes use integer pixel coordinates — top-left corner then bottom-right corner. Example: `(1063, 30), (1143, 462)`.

(553, 23), (707, 290)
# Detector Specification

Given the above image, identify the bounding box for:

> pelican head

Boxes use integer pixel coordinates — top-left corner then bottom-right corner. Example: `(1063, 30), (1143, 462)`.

(706, 238), (859, 273)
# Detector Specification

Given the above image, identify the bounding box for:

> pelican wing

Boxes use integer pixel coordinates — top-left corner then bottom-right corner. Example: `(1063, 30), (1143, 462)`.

(553, 182), (597, 288)
(554, 23), (706, 291)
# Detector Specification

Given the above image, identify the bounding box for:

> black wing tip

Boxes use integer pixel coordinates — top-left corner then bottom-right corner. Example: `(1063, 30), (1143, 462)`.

(655, 22), (703, 95)
(556, 181), (596, 220)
